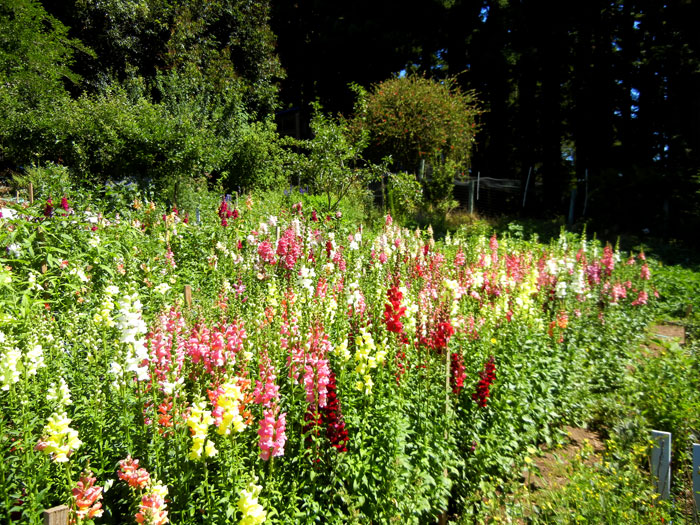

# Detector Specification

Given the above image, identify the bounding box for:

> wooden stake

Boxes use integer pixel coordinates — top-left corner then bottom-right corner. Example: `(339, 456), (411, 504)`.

(43, 505), (69, 525)
(29, 183), (34, 204)
(184, 285), (192, 307)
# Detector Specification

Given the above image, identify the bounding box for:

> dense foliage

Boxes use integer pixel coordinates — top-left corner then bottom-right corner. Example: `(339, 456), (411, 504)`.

(0, 0), (285, 198)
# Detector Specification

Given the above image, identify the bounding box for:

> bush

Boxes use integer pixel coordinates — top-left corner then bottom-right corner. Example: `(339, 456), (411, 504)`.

(351, 75), (481, 207)
(284, 103), (383, 214)
(3, 69), (288, 201)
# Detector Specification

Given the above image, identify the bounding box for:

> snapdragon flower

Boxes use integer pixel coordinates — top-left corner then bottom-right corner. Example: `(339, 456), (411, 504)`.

(35, 412), (82, 463)
(72, 471), (104, 520)
(0, 332), (21, 390)
(237, 480), (266, 525)
(186, 402), (217, 460)
(47, 377), (72, 407)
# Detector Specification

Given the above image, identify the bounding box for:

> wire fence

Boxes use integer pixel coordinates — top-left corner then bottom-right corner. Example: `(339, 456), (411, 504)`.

(452, 176), (528, 216)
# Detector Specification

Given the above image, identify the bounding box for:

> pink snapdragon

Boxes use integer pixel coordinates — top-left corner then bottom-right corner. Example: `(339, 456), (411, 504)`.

(253, 351), (280, 408)
(135, 492), (168, 525)
(276, 226), (302, 270)
(257, 408), (287, 460)
(257, 241), (276, 265)
(640, 263), (650, 280)
(185, 321), (247, 375)
(631, 290), (649, 306)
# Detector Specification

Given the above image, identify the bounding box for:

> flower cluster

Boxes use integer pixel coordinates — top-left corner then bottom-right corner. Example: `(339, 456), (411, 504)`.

(353, 325), (387, 395)
(93, 285), (120, 327)
(47, 377), (72, 408)
(384, 284), (407, 338)
(118, 456), (151, 489)
(257, 408), (287, 461)
(35, 412), (82, 463)
(472, 356), (496, 408)
(218, 200), (238, 227)
(276, 226), (302, 270)
(186, 401), (217, 460)
(237, 479), (266, 525)
(209, 376), (251, 436)
(320, 371), (349, 452)
(135, 482), (169, 525)
(0, 332), (21, 390)
(113, 292), (149, 382)
(118, 457), (169, 524)
(71, 470), (104, 521)
(450, 352), (467, 395)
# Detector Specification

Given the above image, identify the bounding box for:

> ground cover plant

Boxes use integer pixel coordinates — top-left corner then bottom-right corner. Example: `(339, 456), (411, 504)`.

(0, 184), (660, 524)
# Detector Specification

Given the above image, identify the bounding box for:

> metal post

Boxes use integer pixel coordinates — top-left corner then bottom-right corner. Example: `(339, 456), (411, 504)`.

(469, 180), (474, 214)
(476, 172), (480, 200)
(522, 167), (532, 208)
(651, 430), (671, 500)
(567, 187), (577, 227)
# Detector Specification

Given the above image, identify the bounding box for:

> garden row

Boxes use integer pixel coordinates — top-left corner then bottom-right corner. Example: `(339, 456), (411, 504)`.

(0, 188), (657, 524)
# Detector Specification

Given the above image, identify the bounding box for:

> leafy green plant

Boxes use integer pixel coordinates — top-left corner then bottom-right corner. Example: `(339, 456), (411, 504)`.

(350, 74), (480, 209)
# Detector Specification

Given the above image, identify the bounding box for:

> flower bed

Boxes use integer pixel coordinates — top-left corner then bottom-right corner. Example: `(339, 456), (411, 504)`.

(0, 194), (655, 523)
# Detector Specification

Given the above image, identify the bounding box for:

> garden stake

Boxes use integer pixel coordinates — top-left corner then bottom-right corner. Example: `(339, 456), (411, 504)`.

(29, 183), (34, 204)
(43, 505), (69, 525)
(651, 430), (671, 500)
(184, 285), (192, 308)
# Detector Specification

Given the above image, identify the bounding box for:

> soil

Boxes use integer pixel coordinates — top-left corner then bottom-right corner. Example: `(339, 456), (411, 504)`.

(640, 322), (686, 359)
(524, 426), (605, 491)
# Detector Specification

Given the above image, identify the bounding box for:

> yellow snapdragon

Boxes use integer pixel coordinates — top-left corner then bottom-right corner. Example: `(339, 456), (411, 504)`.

(238, 479), (266, 525)
(36, 412), (82, 463)
(186, 402), (217, 460)
(353, 326), (387, 395)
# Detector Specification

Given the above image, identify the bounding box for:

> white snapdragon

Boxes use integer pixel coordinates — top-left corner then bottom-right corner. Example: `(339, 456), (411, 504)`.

(154, 282), (171, 294)
(0, 331), (21, 390)
(28, 272), (43, 291)
(115, 293), (149, 382)
(94, 285), (119, 327)
(47, 377), (72, 407)
(555, 280), (568, 299)
(297, 266), (316, 295)
(69, 267), (90, 283)
(24, 344), (45, 376)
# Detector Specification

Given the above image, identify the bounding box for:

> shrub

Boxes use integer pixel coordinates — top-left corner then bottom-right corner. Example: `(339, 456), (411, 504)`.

(351, 75), (481, 207)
